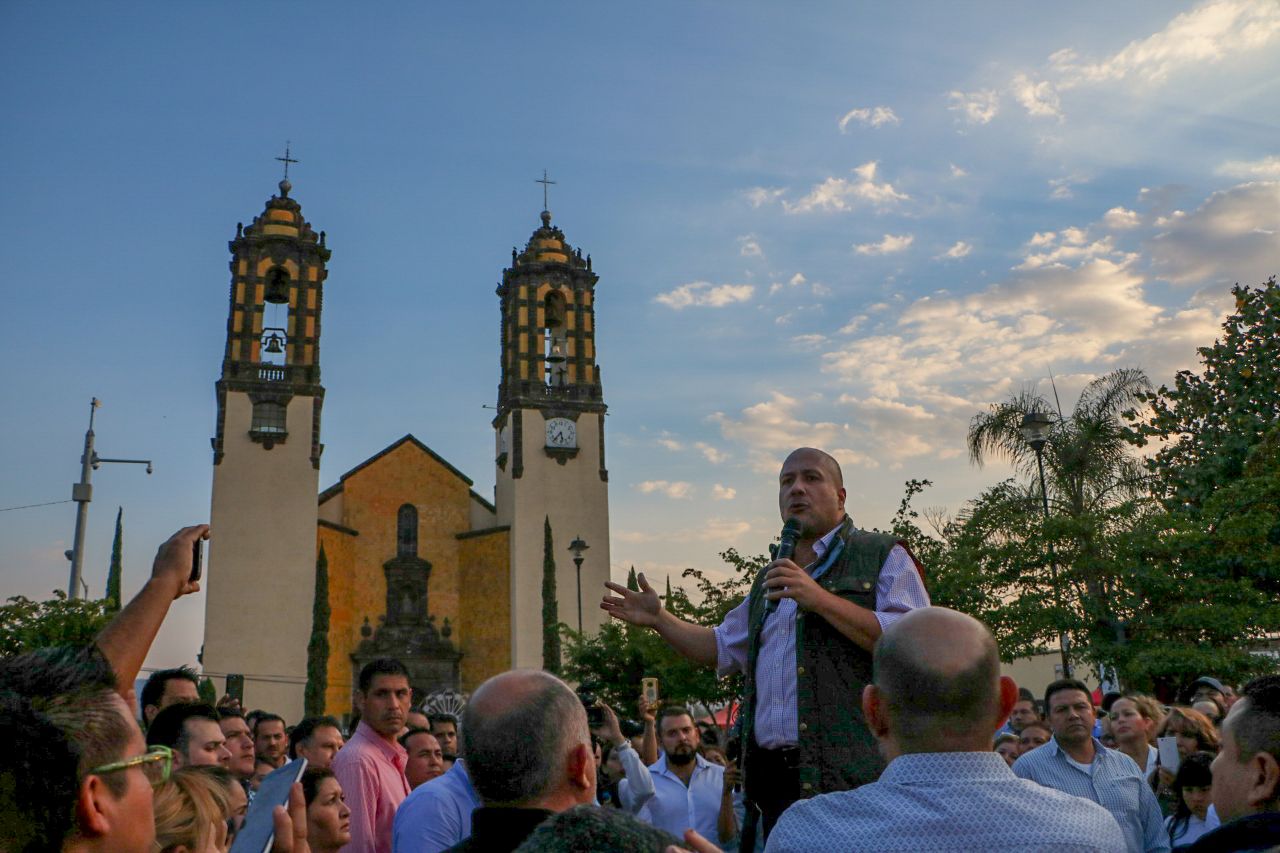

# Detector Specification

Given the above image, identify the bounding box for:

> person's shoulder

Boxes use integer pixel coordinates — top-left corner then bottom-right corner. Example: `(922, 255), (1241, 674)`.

(768, 788), (887, 849)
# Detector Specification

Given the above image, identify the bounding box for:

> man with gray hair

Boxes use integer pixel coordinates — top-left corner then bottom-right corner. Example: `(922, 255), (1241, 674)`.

(443, 670), (598, 852)
(766, 607), (1127, 852)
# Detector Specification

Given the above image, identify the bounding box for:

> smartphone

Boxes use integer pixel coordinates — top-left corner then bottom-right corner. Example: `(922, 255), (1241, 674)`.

(1157, 736), (1180, 774)
(642, 677), (659, 706)
(226, 673), (244, 705)
(190, 537), (203, 583)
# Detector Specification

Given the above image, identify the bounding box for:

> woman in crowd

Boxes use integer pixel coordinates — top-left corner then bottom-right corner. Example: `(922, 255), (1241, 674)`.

(302, 766), (352, 853)
(1016, 721), (1052, 756)
(1155, 705), (1220, 812)
(994, 733), (1019, 767)
(1164, 752), (1220, 846)
(153, 766), (234, 853)
(1109, 694), (1164, 782)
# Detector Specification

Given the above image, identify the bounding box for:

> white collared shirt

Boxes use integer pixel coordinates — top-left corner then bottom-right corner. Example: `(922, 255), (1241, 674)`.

(637, 753), (738, 841)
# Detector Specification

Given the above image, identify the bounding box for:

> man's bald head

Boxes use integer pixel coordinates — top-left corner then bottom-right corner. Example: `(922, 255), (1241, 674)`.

(868, 607), (1013, 754)
(462, 670), (592, 807)
(782, 447), (844, 489)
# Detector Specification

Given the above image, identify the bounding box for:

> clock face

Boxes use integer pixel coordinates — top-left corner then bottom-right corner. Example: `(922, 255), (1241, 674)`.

(546, 417), (577, 448)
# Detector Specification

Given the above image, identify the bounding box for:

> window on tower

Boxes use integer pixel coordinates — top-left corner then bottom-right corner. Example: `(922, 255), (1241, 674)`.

(543, 290), (568, 387)
(250, 400), (287, 435)
(397, 504), (418, 557)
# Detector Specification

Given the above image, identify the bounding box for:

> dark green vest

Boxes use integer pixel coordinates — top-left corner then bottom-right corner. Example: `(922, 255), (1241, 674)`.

(742, 517), (904, 796)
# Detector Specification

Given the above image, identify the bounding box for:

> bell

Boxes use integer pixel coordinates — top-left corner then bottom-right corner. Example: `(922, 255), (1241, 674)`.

(263, 332), (285, 354)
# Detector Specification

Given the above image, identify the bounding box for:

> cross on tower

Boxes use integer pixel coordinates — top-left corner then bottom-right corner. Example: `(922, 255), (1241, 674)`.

(276, 142), (299, 180)
(536, 169), (556, 211)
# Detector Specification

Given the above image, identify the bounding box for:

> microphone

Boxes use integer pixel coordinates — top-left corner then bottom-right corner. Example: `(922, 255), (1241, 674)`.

(765, 518), (802, 614)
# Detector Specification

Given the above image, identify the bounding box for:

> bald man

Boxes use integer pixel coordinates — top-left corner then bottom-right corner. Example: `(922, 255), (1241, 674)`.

(765, 608), (1126, 852)
(605, 447), (929, 837)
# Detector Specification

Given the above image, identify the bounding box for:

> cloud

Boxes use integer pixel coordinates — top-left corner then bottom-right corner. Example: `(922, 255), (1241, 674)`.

(1049, 176), (1080, 200)
(939, 240), (972, 259)
(656, 435), (683, 451)
(1011, 73), (1063, 119)
(712, 484), (736, 500)
(744, 186), (786, 208)
(854, 233), (914, 256)
(738, 235), (764, 258)
(655, 282), (755, 309)
(1017, 228), (1124, 271)
(711, 392), (879, 473)
(1050, 0), (1280, 87)
(1103, 207), (1142, 229)
(783, 162), (909, 213)
(695, 442), (728, 464)
(1149, 180), (1280, 284)
(635, 480), (694, 499)
(948, 89), (999, 125)
(1216, 155), (1280, 179)
(838, 105), (901, 132)
(950, 163), (969, 178)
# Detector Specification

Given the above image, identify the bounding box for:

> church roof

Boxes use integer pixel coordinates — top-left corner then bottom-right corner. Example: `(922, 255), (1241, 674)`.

(318, 434), (474, 504)
(510, 209), (592, 271)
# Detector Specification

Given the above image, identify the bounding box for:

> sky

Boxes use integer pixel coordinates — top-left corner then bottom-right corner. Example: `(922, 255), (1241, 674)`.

(2, 1), (1279, 670)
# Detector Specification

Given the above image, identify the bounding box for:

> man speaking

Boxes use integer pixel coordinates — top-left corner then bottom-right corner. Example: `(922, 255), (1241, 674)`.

(602, 446), (928, 838)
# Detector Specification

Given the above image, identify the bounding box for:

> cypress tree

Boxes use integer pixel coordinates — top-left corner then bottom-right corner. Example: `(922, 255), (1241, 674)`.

(305, 545), (331, 715)
(105, 507), (123, 612)
(626, 566), (639, 592)
(542, 516), (561, 673)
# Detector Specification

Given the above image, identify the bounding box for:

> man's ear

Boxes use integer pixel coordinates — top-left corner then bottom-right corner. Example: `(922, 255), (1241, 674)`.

(143, 704), (159, 725)
(1249, 750), (1280, 812)
(862, 684), (889, 740)
(74, 775), (114, 839)
(996, 676), (1019, 728)
(566, 741), (595, 798)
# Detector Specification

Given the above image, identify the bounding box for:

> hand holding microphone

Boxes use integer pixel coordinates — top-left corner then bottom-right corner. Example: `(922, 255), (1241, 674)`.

(764, 518), (802, 615)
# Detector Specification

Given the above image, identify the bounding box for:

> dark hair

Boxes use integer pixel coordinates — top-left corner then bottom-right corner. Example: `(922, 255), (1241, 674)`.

(1017, 687), (1035, 703)
(1043, 679), (1093, 713)
(218, 706), (246, 722)
(399, 727), (437, 750)
(428, 712), (458, 729)
(514, 802), (678, 852)
(656, 706), (695, 730)
(288, 715), (342, 758)
(0, 645), (135, 851)
(147, 702), (220, 755)
(1231, 675), (1280, 767)
(301, 766), (336, 806)
(252, 712), (286, 738)
(1020, 721), (1052, 737)
(141, 666), (200, 711)
(1167, 752), (1216, 843)
(357, 658), (410, 694)
(463, 672), (587, 805)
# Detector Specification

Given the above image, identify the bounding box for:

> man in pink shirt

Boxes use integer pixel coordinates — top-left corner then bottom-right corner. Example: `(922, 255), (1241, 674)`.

(332, 658), (413, 853)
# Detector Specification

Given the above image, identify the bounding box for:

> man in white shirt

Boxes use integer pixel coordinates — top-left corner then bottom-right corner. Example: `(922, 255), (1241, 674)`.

(633, 707), (741, 846)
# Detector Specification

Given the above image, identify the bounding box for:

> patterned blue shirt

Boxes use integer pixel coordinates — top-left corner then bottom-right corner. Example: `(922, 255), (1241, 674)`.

(765, 751), (1126, 852)
(1013, 737), (1170, 853)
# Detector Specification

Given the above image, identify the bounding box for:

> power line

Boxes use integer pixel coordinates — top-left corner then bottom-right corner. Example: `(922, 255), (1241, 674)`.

(0, 499), (73, 513)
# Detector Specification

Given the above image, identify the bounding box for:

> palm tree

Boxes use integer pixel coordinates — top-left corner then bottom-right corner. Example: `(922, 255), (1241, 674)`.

(966, 367), (1152, 675)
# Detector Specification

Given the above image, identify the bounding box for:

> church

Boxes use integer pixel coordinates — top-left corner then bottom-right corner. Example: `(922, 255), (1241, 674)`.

(200, 174), (612, 722)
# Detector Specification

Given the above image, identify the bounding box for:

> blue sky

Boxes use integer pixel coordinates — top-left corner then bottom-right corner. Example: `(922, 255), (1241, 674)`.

(2, 1), (1278, 669)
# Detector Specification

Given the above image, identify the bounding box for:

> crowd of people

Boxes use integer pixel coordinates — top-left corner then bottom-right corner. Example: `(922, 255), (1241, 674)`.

(4, 447), (1280, 852)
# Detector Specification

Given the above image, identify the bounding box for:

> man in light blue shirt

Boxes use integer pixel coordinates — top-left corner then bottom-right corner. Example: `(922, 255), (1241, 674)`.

(767, 607), (1126, 852)
(391, 757), (481, 853)
(630, 707), (742, 845)
(1013, 678), (1169, 853)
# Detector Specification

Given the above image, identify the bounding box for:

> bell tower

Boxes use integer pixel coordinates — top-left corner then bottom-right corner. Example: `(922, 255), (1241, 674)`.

(494, 205), (611, 669)
(204, 173), (330, 721)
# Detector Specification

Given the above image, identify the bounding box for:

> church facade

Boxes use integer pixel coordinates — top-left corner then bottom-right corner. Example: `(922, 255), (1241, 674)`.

(202, 178), (611, 721)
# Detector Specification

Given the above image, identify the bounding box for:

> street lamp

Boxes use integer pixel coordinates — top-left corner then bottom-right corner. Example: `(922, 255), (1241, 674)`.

(66, 398), (153, 599)
(1020, 410), (1072, 678)
(568, 535), (589, 633)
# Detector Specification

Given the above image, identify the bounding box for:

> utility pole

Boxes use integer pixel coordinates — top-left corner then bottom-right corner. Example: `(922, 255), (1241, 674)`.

(66, 398), (152, 599)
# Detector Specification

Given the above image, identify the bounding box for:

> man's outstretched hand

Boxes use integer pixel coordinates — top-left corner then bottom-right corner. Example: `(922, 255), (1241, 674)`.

(601, 572), (662, 627)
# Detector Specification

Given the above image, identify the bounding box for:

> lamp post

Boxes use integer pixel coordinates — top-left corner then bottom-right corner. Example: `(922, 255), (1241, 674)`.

(568, 535), (589, 633)
(1020, 410), (1072, 678)
(66, 398), (153, 599)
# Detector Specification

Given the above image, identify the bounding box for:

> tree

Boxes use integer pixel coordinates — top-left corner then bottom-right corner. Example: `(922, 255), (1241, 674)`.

(0, 591), (111, 657)
(626, 566), (639, 592)
(542, 516), (562, 674)
(305, 545), (331, 715)
(1126, 280), (1280, 513)
(105, 507), (123, 613)
(198, 676), (218, 705)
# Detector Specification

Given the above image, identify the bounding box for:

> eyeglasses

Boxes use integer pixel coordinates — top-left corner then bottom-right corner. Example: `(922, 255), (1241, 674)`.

(88, 744), (173, 786)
